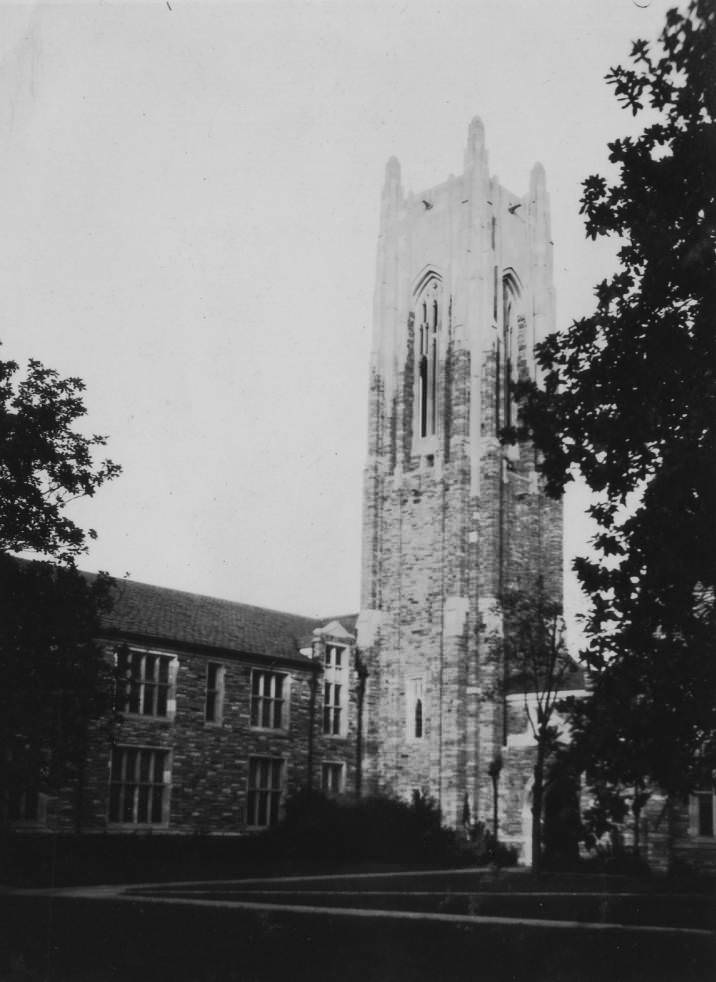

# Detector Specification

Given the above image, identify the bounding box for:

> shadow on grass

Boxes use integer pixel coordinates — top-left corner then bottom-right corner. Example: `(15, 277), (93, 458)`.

(1, 895), (714, 982)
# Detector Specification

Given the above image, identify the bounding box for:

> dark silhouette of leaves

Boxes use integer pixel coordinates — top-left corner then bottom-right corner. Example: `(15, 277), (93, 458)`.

(510, 1), (716, 798)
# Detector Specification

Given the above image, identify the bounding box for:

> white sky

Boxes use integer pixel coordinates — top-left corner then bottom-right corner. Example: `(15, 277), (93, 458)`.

(0, 0), (675, 636)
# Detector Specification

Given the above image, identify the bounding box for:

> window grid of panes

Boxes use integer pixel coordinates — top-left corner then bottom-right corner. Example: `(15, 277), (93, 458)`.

(409, 677), (424, 739)
(109, 746), (168, 825)
(321, 762), (343, 796)
(250, 671), (285, 729)
(322, 644), (345, 736)
(247, 756), (283, 827)
(7, 789), (41, 823)
(116, 648), (173, 717)
(695, 791), (715, 836)
(205, 662), (225, 724)
(417, 283), (439, 439)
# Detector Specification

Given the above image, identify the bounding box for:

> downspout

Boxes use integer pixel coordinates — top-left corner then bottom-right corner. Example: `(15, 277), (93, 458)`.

(496, 332), (507, 747)
(307, 646), (318, 795)
(438, 471), (447, 818)
(354, 649), (368, 799)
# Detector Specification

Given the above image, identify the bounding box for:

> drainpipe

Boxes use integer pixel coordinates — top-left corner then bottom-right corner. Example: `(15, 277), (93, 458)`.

(307, 642), (319, 795)
(495, 335), (507, 748)
(354, 649), (368, 799)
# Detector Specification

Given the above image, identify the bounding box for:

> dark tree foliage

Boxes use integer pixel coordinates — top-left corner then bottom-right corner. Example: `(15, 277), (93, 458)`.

(0, 355), (120, 565)
(0, 558), (115, 828)
(510, 2), (716, 798)
(501, 587), (577, 870)
(0, 350), (120, 827)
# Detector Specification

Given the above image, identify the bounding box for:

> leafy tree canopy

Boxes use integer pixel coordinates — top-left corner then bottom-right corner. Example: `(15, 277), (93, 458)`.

(511, 1), (716, 795)
(0, 354), (120, 566)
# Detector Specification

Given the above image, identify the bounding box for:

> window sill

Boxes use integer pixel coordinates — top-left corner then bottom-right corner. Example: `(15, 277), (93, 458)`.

(413, 436), (439, 460)
(117, 712), (175, 723)
(250, 725), (289, 734)
(107, 823), (170, 831)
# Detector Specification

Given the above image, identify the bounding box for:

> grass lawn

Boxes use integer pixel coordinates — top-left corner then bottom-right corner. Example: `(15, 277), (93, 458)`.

(1, 871), (714, 982)
(0, 896), (714, 982)
(139, 886), (714, 930)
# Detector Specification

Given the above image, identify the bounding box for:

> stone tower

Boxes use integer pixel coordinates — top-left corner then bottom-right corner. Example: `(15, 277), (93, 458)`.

(356, 117), (563, 832)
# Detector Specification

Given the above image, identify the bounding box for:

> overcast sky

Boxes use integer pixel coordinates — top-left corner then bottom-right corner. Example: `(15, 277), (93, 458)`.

(1, 0), (675, 637)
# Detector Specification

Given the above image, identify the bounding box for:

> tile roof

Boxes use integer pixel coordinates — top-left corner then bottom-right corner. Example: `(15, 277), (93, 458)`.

(99, 576), (357, 666)
(505, 660), (587, 696)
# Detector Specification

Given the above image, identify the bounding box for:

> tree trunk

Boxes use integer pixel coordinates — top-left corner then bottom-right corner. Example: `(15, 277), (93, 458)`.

(531, 743), (546, 872)
(73, 714), (91, 835)
(74, 755), (86, 835)
(492, 778), (499, 843)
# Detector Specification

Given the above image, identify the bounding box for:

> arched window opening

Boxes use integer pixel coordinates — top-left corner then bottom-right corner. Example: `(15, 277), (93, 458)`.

(497, 269), (522, 435)
(416, 279), (440, 440)
(408, 677), (425, 740)
(420, 350), (429, 437)
(414, 698), (423, 739)
(503, 287), (514, 430)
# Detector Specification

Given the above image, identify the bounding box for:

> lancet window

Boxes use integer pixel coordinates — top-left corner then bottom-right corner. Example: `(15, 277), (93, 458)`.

(497, 269), (522, 435)
(407, 677), (425, 740)
(416, 280), (440, 439)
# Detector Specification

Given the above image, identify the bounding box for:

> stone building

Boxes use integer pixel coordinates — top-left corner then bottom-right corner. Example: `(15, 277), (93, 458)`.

(356, 117), (565, 850)
(8, 119), (569, 856)
(13, 577), (358, 834)
(9, 117), (714, 871)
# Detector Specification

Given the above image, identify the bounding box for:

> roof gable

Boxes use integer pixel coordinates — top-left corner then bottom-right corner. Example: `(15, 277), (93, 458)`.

(313, 619), (356, 641)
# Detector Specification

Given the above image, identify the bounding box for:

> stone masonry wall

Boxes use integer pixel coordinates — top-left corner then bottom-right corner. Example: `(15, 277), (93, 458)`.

(359, 119), (562, 851)
(52, 640), (358, 834)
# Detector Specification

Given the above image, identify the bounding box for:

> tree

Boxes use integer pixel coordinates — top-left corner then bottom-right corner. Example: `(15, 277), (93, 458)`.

(563, 667), (655, 858)
(510, 1), (716, 800)
(496, 586), (578, 871)
(565, 585), (716, 856)
(0, 355), (120, 565)
(0, 558), (115, 830)
(0, 350), (120, 829)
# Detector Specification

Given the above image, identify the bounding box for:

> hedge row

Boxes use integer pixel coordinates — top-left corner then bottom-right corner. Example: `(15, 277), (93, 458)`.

(1, 791), (517, 886)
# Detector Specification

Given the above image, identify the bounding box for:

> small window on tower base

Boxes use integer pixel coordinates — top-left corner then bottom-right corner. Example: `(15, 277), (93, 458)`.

(691, 790), (715, 837)
(407, 677), (425, 740)
(321, 762), (344, 796)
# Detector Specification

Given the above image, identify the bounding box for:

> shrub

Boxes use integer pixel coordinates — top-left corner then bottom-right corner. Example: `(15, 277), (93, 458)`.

(465, 820), (519, 867)
(258, 790), (518, 868)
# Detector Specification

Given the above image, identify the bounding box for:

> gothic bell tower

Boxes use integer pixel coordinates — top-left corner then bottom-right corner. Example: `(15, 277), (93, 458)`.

(356, 117), (562, 830)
